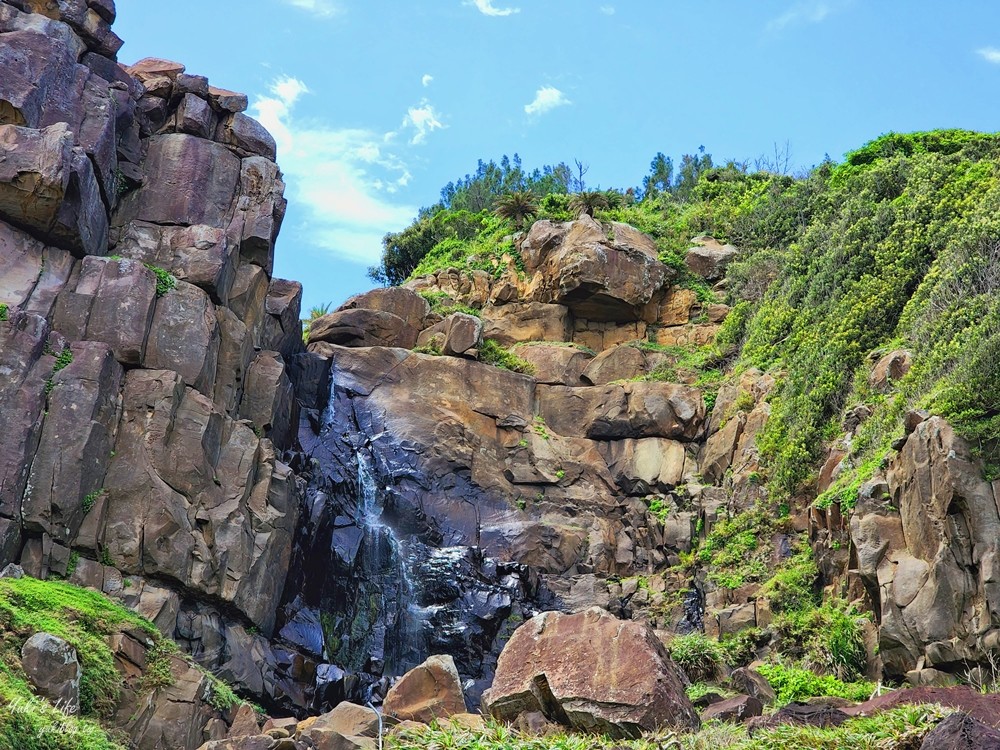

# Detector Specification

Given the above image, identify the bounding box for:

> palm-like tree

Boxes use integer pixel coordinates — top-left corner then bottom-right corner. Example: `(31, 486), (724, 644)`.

(493, 191), (540, 228)
(569, 190), (610, 218)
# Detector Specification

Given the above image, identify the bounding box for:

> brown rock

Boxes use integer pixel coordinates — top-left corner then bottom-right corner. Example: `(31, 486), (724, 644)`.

(730, 667), (776, 705)
(416, 312), (483, 357)
(510, 343), (592, 385)
(383, 654), (467, 723)
(226, 703), (261, 739)
(208, 86), (249, 114)
(846, 686), (1000, 728)
(520, 216), (669, 321)
(307, 702), (379, 738)
(231, 156), (286, 275)
(869, 349), (912, 392)
(176, 93), (216, 139)
(601, 438), (687, 494)
(481, 607), (699, 737)
(115, 222), (236, 303)
(656, 287), (699, 326)
(338, 287), (429, 330)
(239, 350), (298, 451)
(0, 222), (75, 318)
(684, 236), (738, 280)
(127, 57), (186, 84)
(701, 694), (763, 723)
(261, 279), (304, 360)
(308, 308), (418, 349)
(481, 301), (572, 346)
(582, 345), (647, 384)
(76, 256), (158, 366)
(748, 702), (850, 733)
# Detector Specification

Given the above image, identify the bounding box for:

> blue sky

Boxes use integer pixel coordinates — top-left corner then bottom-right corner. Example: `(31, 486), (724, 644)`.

(116, 1), (1000, 312)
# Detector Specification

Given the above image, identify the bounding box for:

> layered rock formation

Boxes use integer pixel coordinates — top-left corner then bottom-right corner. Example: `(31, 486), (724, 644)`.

(0, 0), (311, 735)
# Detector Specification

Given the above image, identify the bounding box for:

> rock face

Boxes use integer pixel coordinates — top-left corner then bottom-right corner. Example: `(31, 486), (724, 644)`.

(850, 416), (1000, 677)
(0, 0), (315, 738)
(481, 608), (699, 737)
(919, 713), (1000, 750)
(21, 632), (81, 713)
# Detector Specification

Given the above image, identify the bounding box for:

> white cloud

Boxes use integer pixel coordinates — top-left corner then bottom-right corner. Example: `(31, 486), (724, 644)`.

(599, 5), (615, 15)
(978, 47), (1000, 64)
(524, 86), (570, 117)
(766, 1), (836, 32)
(422, 74), (434, 87)
(464, 0), (519, 17)
(283, 0), (340, 17)
(391, 100), (445, 145)
(252, 77), (419, 265)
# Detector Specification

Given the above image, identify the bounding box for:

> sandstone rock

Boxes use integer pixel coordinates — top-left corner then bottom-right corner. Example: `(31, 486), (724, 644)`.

(481, 608), (699, 737)
(21, 632), (81, 713)
(654, 323), (719, 348)
(601, 438), (687, 494)
(384, 654), (467, 723)
(520, 216), (669, 321)
(748, 702), (850, 733)
(919, 712), (1000, 750)
(582, 344), (647, 384)
(510, 343), (591, 385)
(655, 287), (699, 326)
(231, 156), (286, 275)
(701, 694), (762, 723)
(537, 382), (704, 441)
(0, 222), (75, 318)
(416, 312), (483, 357)
(307, 702), (379, 738)
(208, 86), (249, 114)
(308, 308), (418, 349)
(869, 349), (912, 392)
(481, 301), (572, 346)
(338, 287), (429, 330)
(684, 236), (738, 280)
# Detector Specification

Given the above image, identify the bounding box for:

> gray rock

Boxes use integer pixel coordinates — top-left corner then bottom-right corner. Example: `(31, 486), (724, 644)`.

(21, 632), (81, 714)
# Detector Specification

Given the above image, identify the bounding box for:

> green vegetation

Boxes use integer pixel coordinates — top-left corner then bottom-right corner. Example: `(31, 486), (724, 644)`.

(44, 345), (74, 395)
(666, 633), (724, 682)
(386, 705), (951, 750)
(144, 263), (176, 297)
(81, 491), (103, 515)
(755, 664), (875, 704)
(301, 302), (331, 342)
(0, 303), (8, 322)
(479, 339), (535, 374)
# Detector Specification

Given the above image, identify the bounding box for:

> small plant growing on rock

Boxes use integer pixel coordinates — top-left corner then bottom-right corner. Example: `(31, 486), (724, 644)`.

(144, 263), (176, 296)
(479, 339), (535, 374)
(81, 490), (104, 514)
(0, 303), (8, 321)
(532, 416), (550, 440)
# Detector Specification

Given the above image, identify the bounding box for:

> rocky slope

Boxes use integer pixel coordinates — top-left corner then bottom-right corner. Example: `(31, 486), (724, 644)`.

(2, 2), (1000, 748)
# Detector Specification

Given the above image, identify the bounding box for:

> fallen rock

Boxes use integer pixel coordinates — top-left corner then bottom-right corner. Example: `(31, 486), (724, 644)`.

(701, 694), (762, 723)
(870, 349), (912, 392)
(919, 712), (1000, 750)
(308, 308), (418, 349)
(383, 654), (467, 723)
(730, 667), (776, 705)
(481, 607), (699, 737)
(306, 702), (379, 738)
(748, 702), (850, 733)
(21, 632), (81, 713)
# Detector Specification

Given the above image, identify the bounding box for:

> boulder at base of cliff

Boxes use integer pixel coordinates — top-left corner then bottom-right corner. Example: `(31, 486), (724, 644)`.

(481, 607), (699, 738)
(383, 654), (468, 723)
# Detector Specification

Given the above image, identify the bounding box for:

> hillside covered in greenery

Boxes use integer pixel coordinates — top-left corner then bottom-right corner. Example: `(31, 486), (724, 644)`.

(368, 130), (1000, 503)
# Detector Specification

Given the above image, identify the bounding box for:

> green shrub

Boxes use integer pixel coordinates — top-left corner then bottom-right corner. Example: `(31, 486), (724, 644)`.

(666, 632), (724, 682)
(479, 339), (535, 374)
(0, 303), (8, 322)
(755, 663), (875, 704)
(144, 263), (176, 296)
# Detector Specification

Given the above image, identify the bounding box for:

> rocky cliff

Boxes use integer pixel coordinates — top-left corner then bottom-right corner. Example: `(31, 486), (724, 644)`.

(3, 2), (1000, 749)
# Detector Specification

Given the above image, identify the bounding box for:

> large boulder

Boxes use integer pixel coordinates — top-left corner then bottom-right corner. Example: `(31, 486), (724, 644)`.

(383, 654), (467, 723)
(21, 632), (81, 714)
(481, 301), (572, 346)
(338, 287), (430, 330)
(481, 607), (699, 737)
(519, 216), (670, 321)
(308, 308), (419, 349)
